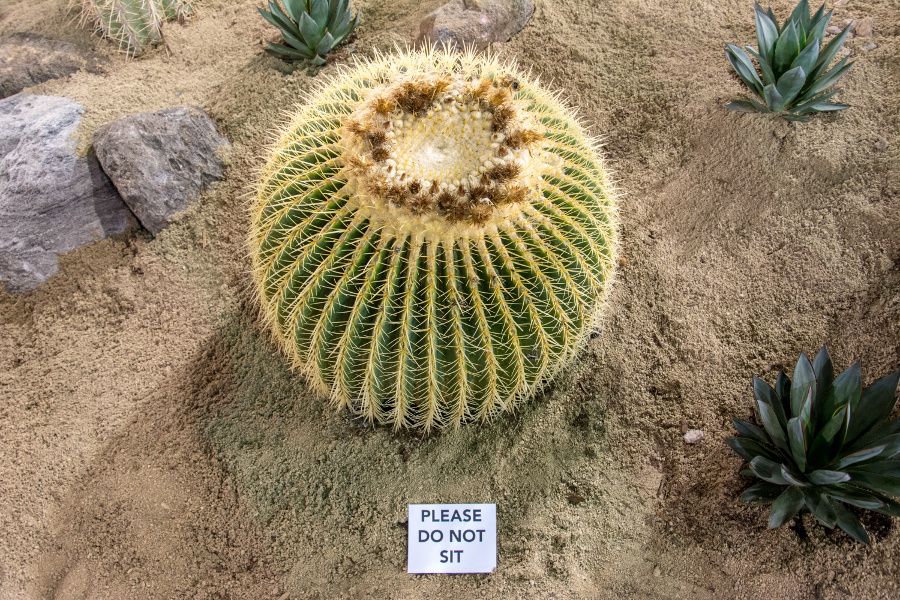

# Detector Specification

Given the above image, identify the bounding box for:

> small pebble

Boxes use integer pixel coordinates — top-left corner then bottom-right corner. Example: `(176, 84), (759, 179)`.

(862, 41), (877, 51)
(826, 25), (842, 35)
(683, 429), (704, 444)
(854, 17), (874, 38)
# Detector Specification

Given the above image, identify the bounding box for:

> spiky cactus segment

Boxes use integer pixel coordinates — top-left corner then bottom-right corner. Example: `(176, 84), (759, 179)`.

(250, 48), (618, 430)
(79, 0), (191, 57)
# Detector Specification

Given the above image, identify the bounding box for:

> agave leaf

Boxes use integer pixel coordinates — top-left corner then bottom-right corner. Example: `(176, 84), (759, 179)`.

(331, 14), (357, 42)
(764, 5), (779, 32)
(740, 480), (784, 503)
(282, 0), (304, 22)
(790, 89), (838, 113)
(270, 0), (299, 31)
(315, 31), (335, 55)
(811, 346), (834, 421)
(808, 102), (849, 112)
(809, 3), (826, 27)
(790, 353), (816, 418)
(828, 486), (884, 509)
(834, 445), (886, 469)
(791, 40), (820, 81)
(334, 0), (353, 26)
(754, 4), (780, 59)
(789, 0), (811, 34)
(279, 27), (316, 54)
(787, 417), (808, 471)
(808, 469), (850, 485)
(807, 406), (847, 468)
(848, 459), (900, 477)
(768, 487), (804, 528)
(775, 66), (808, 107)
(260, 5), (298, 35)
(868, 494), (900, 517)
(754, 376), (777, 407)
(726, 45), (764, 96)
(832, 500), (870, 543)
(781, 463), (809, 487)
(808, 8), (831, 42)
(773, 20), (801, 75)
(881, 433), (900, 458)
(758, 396), (790, 453)
(733, 418), (770, 443)
(266, 42), (313, 60)
(845, 372), (899, 442)
(746, 46), (777, 84)
(812, 24), (851, 76)
(829, 361), (861, 437)
(847, 471), (900, 496)
(751, 456), (790, 485)
(727, 436), (782, 462)
(775, 371), (791, 411)
(310, 0), (329, 24)
(763, 84), (785, 111)
(299, 11), (325, 44)
(807, 57), (853, 98)
(802, 489), (837, 527)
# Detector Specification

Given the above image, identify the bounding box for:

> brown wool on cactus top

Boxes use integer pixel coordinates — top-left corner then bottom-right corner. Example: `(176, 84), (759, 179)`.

(342, 73), (544, 224)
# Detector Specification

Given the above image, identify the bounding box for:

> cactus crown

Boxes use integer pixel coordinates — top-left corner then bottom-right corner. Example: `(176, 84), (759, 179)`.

(251, 48), (618, 430)
(78, 0), (191, 57)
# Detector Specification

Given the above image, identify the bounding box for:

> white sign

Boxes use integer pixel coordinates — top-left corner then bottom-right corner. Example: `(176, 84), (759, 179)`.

(407, 503), (497, 574)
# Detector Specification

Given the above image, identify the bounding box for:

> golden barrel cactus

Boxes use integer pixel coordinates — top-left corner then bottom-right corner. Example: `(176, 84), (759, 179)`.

(251, 48), (618, 430)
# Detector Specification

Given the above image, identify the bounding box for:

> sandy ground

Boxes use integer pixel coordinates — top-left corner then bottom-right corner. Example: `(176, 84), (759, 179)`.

(1, 0), (898, 598)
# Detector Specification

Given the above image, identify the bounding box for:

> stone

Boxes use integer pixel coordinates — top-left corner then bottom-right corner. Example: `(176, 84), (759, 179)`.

(825, 25), (842, 35)
(418, 0), (535, 49)
(93, 107), (229, 235)
(862, 41), (878, 51)
(0, 94), (136, 293)
(0, 33), (102, 99)
(683, 429), (704, 444)
(853, 17), (874, 38)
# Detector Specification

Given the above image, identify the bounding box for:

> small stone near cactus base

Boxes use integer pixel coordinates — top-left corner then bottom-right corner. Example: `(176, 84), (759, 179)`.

(0, 94), (135, 293)
(683, 429), (704, 444)
(418, 0), (535, 48)
(0, 33), (103, 99)
(93, 107), (229, 235)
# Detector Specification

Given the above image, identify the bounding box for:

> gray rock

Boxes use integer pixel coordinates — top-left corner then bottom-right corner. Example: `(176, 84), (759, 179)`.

(93, 107), (229, 235)
(418, 0), (535, 49)
(0, 33), (103, 99)
(0, 94), (136, 293)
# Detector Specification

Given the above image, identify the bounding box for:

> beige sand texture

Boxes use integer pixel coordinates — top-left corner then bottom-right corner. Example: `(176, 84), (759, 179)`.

(1, 0), (898, 598)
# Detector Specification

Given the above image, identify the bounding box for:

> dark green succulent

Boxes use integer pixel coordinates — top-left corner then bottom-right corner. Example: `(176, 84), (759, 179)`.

(725, 1), (853, 121)
(728, 347), (900, 543)
(259, 0), (358, 70)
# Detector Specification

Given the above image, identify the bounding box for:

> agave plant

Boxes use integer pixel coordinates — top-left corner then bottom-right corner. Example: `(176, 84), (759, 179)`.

(725, 1), (853, 120)
(728, 347), (900, 542)
(258, 0), (358, 70)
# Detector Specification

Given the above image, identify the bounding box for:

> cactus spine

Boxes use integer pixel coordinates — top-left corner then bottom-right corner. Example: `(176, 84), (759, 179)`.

(251, 48), (618, 430)
(79, 0), (191, 56)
